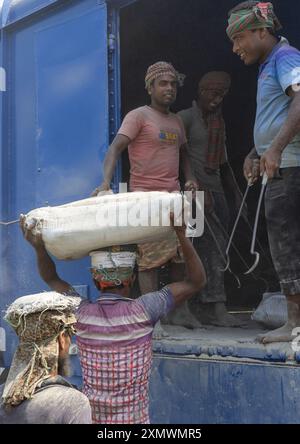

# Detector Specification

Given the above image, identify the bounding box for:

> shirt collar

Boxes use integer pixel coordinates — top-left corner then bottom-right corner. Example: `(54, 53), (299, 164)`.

(97, 292), (130, 302)
(37, 376), (76, 390)
(259, 36), (289, 73)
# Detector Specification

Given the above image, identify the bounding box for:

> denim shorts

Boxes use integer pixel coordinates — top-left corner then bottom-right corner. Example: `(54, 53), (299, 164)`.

(264, 167), (300, 296)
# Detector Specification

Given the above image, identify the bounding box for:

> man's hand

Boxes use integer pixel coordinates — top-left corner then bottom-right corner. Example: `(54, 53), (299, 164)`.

(91, 181), (110, 197)
(204, 190), (214, 214)
(260, 146), (282, 178)
(243, 156), (260, 183)
(20, 215), (45, 249)
(184, 180), (198, 193)
(170, 212), (186, 236)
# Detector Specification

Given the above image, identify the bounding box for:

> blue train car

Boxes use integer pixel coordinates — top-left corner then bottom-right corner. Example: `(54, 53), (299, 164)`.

(1, 0), (300, 424)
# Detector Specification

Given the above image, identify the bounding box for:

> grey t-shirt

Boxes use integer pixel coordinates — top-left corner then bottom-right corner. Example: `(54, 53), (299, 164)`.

(178, 101), (226, 193)
(0, 377), (92, 424)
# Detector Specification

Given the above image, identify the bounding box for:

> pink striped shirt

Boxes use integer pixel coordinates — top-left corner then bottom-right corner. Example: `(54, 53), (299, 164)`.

(75, 288), (174, 424)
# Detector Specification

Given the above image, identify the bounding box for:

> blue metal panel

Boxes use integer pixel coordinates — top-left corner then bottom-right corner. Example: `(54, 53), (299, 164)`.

(107, 0), (138, 11)
(150, 356), (300, 424)
(0, 0), (109, 364)
(107, 4), (122, 191)
(153, 340), (289, 363)
(0, 1), (109, 29)
(35, 9), (108, 205)
(0, 12), (5, 363)
(0, 0), (61, 28)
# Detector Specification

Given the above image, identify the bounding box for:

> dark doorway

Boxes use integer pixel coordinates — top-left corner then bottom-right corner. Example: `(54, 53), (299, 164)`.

(119, 0), (299, 309)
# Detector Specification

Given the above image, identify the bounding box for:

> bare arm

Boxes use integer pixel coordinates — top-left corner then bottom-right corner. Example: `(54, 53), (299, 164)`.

(20, 216), (72, 294)
(260, 89), (300, 177)
(167, 220), (206, 306)
(180, 144), (199, 192)
(247, 147), (260, 160)
(269, 88), (300, 154)
(243, 147), (260, 183)
(34, 245), (72, 293)
(91, 134), (130, 195)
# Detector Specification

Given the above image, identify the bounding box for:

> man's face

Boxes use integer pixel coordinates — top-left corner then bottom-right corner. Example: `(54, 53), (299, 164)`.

(149, 75), (178, 106)
(198, 87), (228, 113)
(231, 29), (266, 65)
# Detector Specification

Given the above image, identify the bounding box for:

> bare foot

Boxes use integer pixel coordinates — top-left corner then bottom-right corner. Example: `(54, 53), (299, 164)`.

(256, 322), (297, 344)
(199, 302), (245, 328)
(256, 301), (300, 344)
(164, 302), (203, 329)
(152, 320), (170, 340)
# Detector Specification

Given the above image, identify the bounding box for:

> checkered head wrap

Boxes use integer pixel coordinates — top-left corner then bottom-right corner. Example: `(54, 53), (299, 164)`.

(90, 246), (137, 290)
(2, 292), (80, 407)
(145, 61), (185, 90)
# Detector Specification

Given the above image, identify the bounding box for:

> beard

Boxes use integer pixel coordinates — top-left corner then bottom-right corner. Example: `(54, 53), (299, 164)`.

(57, 355), (72, 377)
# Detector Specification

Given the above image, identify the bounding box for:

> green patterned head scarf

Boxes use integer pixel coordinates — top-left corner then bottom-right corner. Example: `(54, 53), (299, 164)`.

(226, 2), (282, 40)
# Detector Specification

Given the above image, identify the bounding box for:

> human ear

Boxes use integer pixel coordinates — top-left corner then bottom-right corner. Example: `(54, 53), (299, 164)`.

(58, 331), (65, 352)
(58, 331), (70, 353)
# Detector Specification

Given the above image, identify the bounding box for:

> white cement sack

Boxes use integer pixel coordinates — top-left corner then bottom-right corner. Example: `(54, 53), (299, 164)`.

(24, 191), (188, 260)
(251, 292), (287, 328)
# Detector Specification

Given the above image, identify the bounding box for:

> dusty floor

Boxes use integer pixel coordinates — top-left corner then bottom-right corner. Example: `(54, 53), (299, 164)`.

(153, 315), (297, 363)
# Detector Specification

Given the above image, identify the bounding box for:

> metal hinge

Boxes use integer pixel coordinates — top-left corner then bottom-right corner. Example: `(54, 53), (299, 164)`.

(108, 33), (116, 52)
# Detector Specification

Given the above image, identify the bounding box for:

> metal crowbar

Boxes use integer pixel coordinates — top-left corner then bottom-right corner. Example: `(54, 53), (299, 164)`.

(244, 172), (268, 275)
(221, 178), (253, 272)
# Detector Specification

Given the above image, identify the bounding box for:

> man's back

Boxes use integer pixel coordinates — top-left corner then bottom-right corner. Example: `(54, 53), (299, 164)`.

(76, 288), (174, 424)
(0, 377), (91, 424)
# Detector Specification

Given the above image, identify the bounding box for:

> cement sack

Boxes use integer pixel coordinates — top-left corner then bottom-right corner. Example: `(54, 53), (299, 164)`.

(251, 292), (287, 328)
(23, 191), (187, 260)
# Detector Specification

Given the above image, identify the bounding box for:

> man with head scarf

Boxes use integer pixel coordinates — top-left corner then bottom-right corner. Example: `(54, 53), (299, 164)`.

(20, 215), (206, 424)
(91, 62), (198, 338)
(227, 2), (300, 343)
(0, 292), (92, 424)
(173, 71), (244, 327)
